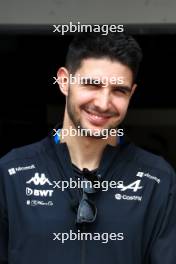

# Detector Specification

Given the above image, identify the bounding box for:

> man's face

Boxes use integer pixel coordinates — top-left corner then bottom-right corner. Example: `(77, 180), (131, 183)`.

(59, 58), (136, 138)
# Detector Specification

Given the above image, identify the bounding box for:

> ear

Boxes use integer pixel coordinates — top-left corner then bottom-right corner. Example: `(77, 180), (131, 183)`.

(56, 67), (69, 96)
(129, 83), (137, 99)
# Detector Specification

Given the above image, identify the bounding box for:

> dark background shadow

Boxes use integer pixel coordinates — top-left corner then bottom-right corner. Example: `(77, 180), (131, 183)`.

(0, 27), (176, 168)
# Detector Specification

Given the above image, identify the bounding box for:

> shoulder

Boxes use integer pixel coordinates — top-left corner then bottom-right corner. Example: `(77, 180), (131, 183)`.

(129, 143), (176, 184)
(0, 136), (51, 167)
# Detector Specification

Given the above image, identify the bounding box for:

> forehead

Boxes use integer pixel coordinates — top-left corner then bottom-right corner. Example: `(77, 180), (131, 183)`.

(75, 58), (133, 85)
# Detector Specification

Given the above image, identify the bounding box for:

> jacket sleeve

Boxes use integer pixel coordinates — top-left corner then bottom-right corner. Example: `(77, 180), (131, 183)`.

(149, 171), (176, 264)
(0, 167), (9, 264)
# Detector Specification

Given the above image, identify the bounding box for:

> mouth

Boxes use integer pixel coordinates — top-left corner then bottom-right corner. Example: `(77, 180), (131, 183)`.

(83, 109), (112, 126)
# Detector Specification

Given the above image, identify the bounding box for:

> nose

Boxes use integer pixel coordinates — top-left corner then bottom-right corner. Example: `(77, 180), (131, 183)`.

(94, 87), (111, 112)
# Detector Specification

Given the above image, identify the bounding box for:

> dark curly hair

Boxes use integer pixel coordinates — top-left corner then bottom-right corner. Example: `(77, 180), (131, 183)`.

(65, 32), (143, 82)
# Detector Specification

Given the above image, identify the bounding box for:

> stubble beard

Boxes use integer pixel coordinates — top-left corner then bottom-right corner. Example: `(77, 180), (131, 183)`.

(66, 87), (120, 138)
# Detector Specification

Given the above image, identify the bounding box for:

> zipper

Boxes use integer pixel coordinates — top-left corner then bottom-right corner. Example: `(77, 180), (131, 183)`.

(80, 223), (86, 264)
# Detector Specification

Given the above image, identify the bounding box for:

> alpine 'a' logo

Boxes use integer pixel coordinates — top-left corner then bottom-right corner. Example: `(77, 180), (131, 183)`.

(26, 173), (53, 186)
(119, 180), (142, 192)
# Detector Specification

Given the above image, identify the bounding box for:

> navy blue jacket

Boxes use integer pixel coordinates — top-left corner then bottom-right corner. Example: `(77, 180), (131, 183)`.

(0, 134), (176, 264)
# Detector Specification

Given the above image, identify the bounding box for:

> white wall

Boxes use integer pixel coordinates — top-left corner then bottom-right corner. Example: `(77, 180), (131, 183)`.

(0, 0), (176, 25)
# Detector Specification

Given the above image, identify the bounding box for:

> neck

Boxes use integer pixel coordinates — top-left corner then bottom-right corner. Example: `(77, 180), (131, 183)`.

(60, 117), (118, 171)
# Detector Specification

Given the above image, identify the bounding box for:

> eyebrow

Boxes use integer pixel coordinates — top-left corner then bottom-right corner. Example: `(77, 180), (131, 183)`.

(114, 85), (132, 93)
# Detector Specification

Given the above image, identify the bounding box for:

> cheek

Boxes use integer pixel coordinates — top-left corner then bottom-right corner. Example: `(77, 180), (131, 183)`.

(112, 97), (130, 114)
(73, 88), (95, 105)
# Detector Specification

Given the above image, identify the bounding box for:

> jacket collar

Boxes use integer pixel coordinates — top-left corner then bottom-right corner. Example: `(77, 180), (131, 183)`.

(49, 123), (133, 182)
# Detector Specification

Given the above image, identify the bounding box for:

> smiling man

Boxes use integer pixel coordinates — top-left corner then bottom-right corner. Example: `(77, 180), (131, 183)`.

(0, 32), (176, 264)
(56, 33), (138, 170)
(57, 57), (135, 169)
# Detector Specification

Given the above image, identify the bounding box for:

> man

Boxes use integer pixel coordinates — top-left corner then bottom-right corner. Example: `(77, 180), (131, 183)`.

(0, 32), (176, 264)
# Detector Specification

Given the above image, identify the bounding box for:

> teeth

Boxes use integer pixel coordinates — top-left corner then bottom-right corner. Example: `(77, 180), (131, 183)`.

(85, 110), (109, 120)
(90, 113), (104, 119)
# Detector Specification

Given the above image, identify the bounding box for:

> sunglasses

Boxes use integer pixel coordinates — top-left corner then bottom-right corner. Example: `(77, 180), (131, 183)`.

(76, 168), (101, 225)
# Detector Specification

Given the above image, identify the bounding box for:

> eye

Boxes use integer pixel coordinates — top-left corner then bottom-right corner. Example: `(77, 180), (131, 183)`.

(113, 86), (131, 95)
(114, 88), (126, 94)
(84, 83), (101, 89)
